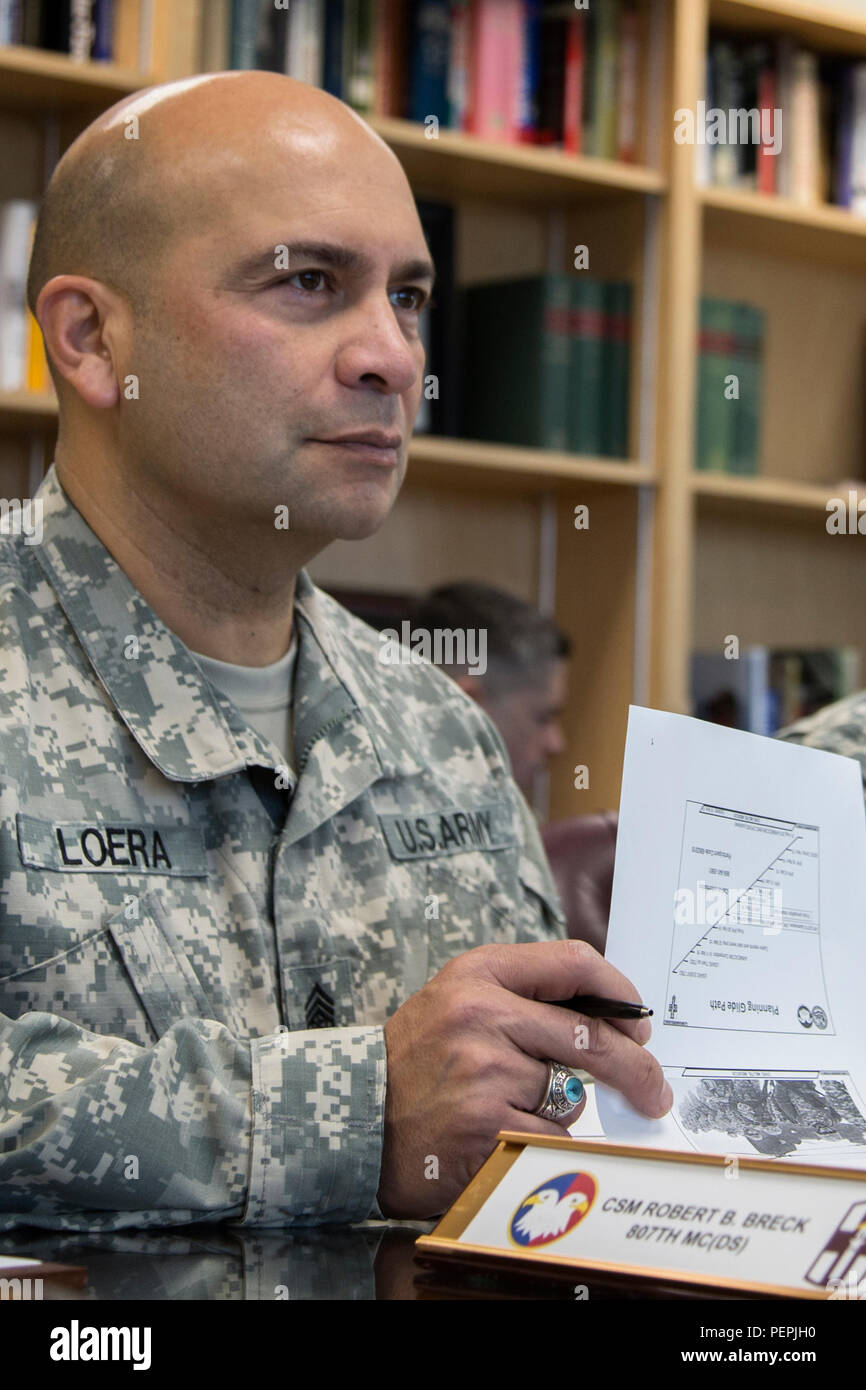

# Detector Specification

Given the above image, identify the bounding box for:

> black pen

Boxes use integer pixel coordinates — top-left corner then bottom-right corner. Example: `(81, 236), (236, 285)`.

(544, 994), (653, 1019)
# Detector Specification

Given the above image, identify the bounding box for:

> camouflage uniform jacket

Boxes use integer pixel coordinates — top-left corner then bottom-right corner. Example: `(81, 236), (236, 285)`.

(0, 466), (566, 1231)
(777, 693), (866, 797)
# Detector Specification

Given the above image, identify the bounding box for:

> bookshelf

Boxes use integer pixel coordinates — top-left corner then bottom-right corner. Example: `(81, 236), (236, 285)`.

(2, 0), (866, 820)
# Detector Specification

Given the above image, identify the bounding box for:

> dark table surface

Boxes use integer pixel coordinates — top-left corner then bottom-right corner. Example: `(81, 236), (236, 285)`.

(0, 1222), (749, 1301)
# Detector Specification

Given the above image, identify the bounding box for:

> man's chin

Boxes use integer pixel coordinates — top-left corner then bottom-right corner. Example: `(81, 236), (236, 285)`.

(330, 510), (393, 542)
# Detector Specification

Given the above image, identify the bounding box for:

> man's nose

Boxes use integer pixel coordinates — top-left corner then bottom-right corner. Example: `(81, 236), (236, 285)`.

(335, 294), (420, 394)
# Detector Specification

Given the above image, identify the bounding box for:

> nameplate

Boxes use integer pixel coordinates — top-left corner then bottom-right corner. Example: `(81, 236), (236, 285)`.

(415, 1132), (866, 1298)
(379, 801), (515, 861)
(17, 814), (207, 877)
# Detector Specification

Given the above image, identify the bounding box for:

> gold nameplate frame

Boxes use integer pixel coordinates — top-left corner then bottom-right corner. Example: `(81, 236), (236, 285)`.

(415, 1132), (866, 1299)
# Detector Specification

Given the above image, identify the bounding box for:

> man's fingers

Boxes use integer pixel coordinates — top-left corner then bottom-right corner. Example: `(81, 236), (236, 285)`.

(471, 939), (653, 1045)
(503, 1109), (574, 1141)
(502, 996), (647, 1073)
(502, 997), (670, 1119)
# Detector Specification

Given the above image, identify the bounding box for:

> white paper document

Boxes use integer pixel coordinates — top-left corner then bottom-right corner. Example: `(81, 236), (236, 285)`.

(595, 706), (866, 1169)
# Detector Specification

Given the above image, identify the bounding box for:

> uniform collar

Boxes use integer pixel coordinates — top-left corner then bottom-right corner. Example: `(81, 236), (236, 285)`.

(33, 465), (423, 793)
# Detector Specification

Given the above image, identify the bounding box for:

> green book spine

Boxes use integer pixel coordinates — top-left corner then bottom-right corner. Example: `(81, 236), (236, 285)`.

(461, 275), (570, 449)
(695, 298), (734, 472)
(729, 302), (764, 475)
(347, 0), (375, 113)
(591, 0), (620, 158)
(602, 280), (632, 458)
(568, 278), (606, 455)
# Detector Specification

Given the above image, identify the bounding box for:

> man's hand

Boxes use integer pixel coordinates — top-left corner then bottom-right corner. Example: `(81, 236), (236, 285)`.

(377, 939), (672, 1219)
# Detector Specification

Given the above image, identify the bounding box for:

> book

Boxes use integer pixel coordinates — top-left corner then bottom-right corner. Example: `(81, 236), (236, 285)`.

(567, 277), (606, 455)
(465, 0), (518, 142)
(517, 0), (543, 144)
(775, 35), (796, 199)
(373, 0), (406, 117)
(461, 273), (571, 450)
(695, 297), (765, 475)
(447, 0), (471, 130)
(729, 301), (764, 476)
(561, 4), (586, 156)
(536, 0), (567, 146)
(322, 0), (346, 98)
(836, 63), (856, 209)
(407, 0), (450, 124)
(616, 2), (639, 163)
(0, 200), (38, 392)
(0, 1), (22, 45)
(229, 0), (260, 70)
(695, 298), (735, 474)
(200, 0), (230, 71)
(711, 38), (743, 188)
(285, 0), (325, 86)
(413, 198), (458, 437)
(851, 62), (866, 216)
(789, 48), (821, 205)
(602, 279), (632, 458)
(344, 0), (376, 112)
(756, 45), (778, 195)
(590, 0), (619, 159)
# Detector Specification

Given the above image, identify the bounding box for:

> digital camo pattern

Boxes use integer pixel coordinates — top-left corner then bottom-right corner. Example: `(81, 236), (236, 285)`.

(776, 691), (866, 793)
(0, 466), (566, 1232)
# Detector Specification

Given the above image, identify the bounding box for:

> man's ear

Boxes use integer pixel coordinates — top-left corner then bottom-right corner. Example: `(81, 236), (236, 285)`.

(36, 275), (124, 410)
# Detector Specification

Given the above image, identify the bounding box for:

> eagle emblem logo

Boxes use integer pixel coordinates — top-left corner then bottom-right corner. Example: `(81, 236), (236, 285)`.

(509, 1171), (597, 1248)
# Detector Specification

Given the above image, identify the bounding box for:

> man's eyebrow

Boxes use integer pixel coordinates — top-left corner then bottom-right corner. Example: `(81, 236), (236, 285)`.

(227, 240), (436, 289)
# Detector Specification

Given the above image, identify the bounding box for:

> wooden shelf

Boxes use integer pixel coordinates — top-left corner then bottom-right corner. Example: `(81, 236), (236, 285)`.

(702, 186), (866, 269)
(692, 469), (866, 518)
(368, 117), (666, 204)
(711, 0), (866, 54)
(408, 435), (655, 491)
(0, 390), (58, 429)
(0, 45), (152, 109)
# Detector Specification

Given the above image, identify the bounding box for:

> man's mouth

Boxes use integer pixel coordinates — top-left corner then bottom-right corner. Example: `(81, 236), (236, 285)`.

(310, 431), (402, 466)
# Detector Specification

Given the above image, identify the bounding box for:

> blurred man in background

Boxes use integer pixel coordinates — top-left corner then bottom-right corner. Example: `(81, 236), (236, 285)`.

(411, 582), (615, 953)
(410, 582), (570, 801)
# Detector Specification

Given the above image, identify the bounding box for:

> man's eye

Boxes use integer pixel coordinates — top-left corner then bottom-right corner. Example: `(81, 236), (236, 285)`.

(391, 286), (429, 312)
(285, 270), (328, 292)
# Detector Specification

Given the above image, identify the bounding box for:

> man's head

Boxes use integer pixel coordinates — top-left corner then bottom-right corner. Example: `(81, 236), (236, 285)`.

(410, 582), (571, 796)
(29, 71), (432, 558)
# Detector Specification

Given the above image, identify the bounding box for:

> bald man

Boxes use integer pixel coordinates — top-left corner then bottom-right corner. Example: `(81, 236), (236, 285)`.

(0, 72), (670, 1232)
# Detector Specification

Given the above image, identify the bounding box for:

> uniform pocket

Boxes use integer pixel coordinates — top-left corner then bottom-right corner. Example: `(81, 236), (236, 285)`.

(106, 890), (214, 1038)
(0, 889), (217, 1046)
(0, 925), (157, 1047)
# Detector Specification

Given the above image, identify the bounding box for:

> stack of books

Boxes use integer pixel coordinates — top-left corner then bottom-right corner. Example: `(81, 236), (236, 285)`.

(196, 0), (644, 158)
(460, 272), (632, 457)
(0, 0), (116, 58)
(701, 28), (866, 212)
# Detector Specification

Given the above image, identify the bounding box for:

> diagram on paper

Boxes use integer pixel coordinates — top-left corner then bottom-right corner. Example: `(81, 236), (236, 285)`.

(664, 802), (832, 1035)
(666, 1068), (866, 1163)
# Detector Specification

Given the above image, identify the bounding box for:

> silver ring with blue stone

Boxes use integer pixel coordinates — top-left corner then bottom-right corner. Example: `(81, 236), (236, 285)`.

(534, 1061), (585, 1121)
